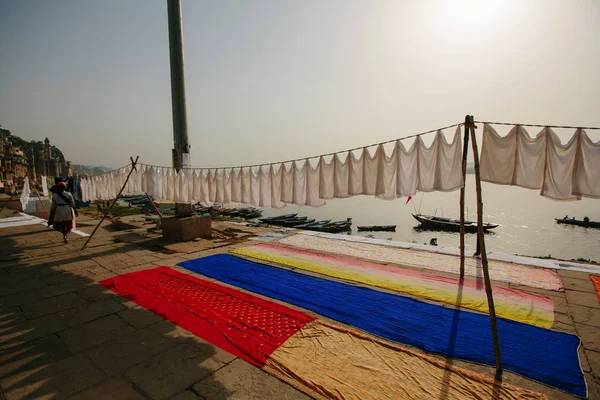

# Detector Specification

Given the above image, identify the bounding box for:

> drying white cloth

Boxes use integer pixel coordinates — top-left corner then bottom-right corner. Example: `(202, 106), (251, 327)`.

(20, 177), (31, 211)
(41, 176), (49, 197)
(80, 127), (465, 206)
(481, 124), (599, 200)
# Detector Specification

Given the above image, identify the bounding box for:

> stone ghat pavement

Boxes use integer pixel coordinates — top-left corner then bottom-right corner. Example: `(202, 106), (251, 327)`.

(0, 212), (599, 400)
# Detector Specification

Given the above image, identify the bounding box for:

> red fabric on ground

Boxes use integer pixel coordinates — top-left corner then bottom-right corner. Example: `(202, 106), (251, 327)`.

(590, 275), (600, 302)
(99, 266), (315, 366)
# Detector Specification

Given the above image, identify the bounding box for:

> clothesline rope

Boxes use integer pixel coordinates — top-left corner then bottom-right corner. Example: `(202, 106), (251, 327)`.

(82, 119), (599, 179)
(139, 122), (463, 171)
(475, 121), (600, 130)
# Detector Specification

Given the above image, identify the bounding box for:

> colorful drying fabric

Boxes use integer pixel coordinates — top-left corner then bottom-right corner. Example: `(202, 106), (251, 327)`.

(231, 244), (555, 328)
(179, 255), (585, 397)
(590, 275), (600, 302)
(99, 266), (547, 400)
(266, 320), (548, 400)
(278, 234), (564, 291)
(99, 266), (314, 366)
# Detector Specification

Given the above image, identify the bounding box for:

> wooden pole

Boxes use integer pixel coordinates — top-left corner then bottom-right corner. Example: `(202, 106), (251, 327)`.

(82, 157), (139, 250)
(144, 192), (163, 218)
(27, 175), (50, 215)
(459, 115), (471, 277)
(469, 118), (503, 381)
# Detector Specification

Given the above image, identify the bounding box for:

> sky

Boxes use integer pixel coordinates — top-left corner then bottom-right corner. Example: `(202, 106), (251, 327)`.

(0, 0), (599, 169)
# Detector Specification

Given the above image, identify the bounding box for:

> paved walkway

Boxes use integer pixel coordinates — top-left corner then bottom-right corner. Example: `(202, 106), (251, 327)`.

(0, 210), (599, 399)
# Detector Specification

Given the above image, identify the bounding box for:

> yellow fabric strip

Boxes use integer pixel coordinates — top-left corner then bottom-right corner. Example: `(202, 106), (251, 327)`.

(264, 321), (548, 400)
(232, 245), (555, 328)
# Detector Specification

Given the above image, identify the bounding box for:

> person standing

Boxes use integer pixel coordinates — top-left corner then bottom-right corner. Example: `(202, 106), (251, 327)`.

(48, 181), (78, 243)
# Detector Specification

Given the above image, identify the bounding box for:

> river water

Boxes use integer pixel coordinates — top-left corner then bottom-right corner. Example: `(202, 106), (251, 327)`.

(260, 175), (600, 262)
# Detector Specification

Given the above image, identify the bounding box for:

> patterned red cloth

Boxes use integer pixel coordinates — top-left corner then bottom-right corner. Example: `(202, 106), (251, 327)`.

(590, 275), (600, 303)
(100, 266), (314, 366)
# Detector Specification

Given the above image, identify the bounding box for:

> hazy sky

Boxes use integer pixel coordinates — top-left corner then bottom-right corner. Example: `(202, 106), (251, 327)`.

(1, 0), (599, 169)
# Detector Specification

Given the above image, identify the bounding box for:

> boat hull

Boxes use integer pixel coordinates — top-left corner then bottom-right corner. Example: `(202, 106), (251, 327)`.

(412, 214), (497, 233)
(357, 225), (396, 232)
(555, 218), (600, 229)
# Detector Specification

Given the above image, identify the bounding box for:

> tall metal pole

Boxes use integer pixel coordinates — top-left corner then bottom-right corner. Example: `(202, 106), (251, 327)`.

(167, 0), (190, 171)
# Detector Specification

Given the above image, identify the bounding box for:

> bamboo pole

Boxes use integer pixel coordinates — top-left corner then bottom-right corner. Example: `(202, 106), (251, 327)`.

(469, 118), (503, 381)
(459, 115), (471, 277)
(144, 192), (163, 218)
(27, 175), (50, 215)
(82, 156), (139, 250)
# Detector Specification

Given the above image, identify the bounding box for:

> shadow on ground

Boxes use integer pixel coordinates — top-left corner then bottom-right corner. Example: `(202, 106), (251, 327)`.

(0, 223), (233, 400)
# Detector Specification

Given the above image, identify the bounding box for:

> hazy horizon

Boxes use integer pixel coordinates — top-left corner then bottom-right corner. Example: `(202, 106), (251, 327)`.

(1, 0), (599, 169)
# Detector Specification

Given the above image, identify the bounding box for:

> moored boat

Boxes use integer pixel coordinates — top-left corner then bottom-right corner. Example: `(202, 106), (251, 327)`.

(281, 218), (316, 227)
(357, 225), (396, 232)
(259, 213), (298, 223)
(412, 214), (497, 233)
(271, 216), (308, 226)
(295, 219), (331, 229)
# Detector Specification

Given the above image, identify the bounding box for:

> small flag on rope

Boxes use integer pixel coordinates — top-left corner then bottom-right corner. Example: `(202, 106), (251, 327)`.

(406, 195), (412, 204)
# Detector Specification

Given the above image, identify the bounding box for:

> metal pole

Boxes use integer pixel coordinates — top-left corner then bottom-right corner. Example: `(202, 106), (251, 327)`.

(167, 0), (190, 171)
(459, 115), (471, 277)
(469, 118), (503, 381)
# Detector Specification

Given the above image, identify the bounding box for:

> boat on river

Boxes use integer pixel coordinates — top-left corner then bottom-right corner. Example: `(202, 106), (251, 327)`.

(412, 214), (498, 233)
(357, 225), (396, 232)
(555, 217), (600, 229)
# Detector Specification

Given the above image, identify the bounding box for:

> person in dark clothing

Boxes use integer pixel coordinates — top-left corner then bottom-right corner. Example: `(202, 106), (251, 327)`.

(48, 182), (78, 243)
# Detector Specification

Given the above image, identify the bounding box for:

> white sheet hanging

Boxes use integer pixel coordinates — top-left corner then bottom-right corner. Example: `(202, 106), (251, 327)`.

(292, 161), (307, 206)
(306, 160), (326, 207)
(258, 166), (271, 208)
(250, 168), (260, 207)
(222, 169), (232, 205)
(480, 124), (599, 200)
(318, 156), (334, 200)
(572, 130), (600, 199)
(376, 144), (398, 200)
(348, 150), (364, 195)
(230, 168), (242, 203)
(41, 176), (49, 197)
(20, 177), (30, 210)
(362, 146), (380, 195)
(435, 126), (464, 192)
(241, 168), (251, 204)
(541, 129), (580, 201)
(281, 163), (294, 204)
(333, 153), (350, 198)
(269, 164), (286, 208)
(81, 126), (466, 203)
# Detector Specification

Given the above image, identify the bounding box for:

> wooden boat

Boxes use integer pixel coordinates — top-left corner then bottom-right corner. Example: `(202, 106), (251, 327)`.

(242, 210), (262, 219)
(312, 218), (353, 233)
(412, 214), (497, 233)
(357, 225), (396, 232)
(271, 216), (308, 226)
(555, 218), (600, 229)
(281, 218), (315, 227)
(259, 213), (297, 223)
(295, 219), (331, 229)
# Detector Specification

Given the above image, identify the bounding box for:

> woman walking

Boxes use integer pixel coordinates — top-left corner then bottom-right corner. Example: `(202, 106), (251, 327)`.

(48, 181), (78, 243)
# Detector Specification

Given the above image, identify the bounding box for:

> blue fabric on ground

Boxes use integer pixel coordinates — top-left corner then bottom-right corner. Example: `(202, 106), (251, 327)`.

(179, 254), (586, 397)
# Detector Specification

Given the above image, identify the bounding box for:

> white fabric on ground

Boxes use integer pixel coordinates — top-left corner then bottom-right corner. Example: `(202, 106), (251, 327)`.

(481, 124), (599, 200)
